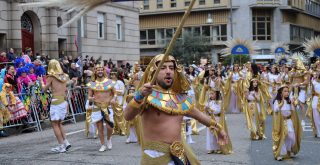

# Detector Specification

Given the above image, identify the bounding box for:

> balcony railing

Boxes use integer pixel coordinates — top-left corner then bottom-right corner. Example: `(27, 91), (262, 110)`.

(140, 36), (226, 48)
(288, 0), (305, 10)
(305, 0), (320, 17)
(256, 0), (281, 4)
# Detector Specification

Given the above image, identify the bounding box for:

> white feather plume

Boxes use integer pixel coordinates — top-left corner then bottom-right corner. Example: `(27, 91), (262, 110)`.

(221, 38), (258, 57)
(19, 0), (111, 27)
(303, 36), (320, 55)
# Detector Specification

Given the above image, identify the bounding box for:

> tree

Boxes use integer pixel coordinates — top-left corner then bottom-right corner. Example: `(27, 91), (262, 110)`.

(222, 54), (250, 66)
(167, 31), (211, 65)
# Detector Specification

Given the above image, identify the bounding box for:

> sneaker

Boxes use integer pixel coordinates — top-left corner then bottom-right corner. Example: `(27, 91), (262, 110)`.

(276, 157), (283, 161)
(64, 143), (71, 151)
(107, 140), (112, 150)
(290, 152), (296, 158)
(51, 145), (66, 153)
(64, 140), (71, 151)
(207, 150), (214, 154)
(99, 145), (107, 152)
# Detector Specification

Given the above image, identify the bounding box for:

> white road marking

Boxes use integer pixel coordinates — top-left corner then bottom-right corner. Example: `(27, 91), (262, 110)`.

(198, 126), (206, 132)
(66, 129), (85, 136)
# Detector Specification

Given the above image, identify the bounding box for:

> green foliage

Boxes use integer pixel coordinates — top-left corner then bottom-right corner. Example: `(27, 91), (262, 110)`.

(222, 54), (250, 66)
(168, 32), (211, 64)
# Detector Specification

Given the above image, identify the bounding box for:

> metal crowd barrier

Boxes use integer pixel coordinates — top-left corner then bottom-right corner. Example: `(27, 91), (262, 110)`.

(66, 87), (88, 123)
(3, 87), (89, 132)
(3, 93), (42, 132)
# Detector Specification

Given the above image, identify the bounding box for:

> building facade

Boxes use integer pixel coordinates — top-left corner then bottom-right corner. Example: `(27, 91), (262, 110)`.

(0, 0), (140, 65)
(139, 0), (320, 64)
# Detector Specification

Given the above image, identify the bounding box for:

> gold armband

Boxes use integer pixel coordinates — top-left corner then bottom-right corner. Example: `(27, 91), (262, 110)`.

(128, 99), (143, 110)
(209, 119), (223, 132)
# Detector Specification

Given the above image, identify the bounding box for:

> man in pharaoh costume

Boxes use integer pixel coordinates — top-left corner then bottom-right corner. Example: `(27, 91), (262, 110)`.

(38, 59), (72, 153)
(289, 54), (310, 126)
(86, 64), (116, 152)
(124, 54), (228, 165)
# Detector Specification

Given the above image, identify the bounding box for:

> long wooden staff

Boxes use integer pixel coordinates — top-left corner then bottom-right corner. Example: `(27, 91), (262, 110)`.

(148, 0), (197, 85)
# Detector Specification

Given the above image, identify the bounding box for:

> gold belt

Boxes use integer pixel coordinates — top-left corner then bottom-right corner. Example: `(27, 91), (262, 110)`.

(142, 141), (187, 165)
(284, 115), (291, 120)
(51, 95), (66, 105)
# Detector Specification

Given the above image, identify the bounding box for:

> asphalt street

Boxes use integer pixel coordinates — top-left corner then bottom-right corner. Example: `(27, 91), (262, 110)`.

(0, 114), (319, 165)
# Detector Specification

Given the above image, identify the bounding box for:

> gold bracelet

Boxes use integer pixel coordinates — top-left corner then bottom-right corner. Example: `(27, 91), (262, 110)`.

(128, 99), (143, 110)
(209, 119), (223, 132)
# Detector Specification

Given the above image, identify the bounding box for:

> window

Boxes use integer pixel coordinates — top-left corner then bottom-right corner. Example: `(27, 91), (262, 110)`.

(116, 15), (123, 41)
(147, 29), (155, 45)
(156, 29), (165, 45)
(143, 0), (149, 10)
(214, 0), (220, 4)
(185, 0), (190, 6)
(57, 17), (63, 28)
(171, 0), (177, 8)
(140, 28), (175, 46)
(140, 29), (156, 45)
(252, 10), (272, 40)
(157, 0), (163, 9)
(97, 13), (105, 39)
(201, 25), (227, 42)
(290, 25), (314, 42)
(140, 30), (147, 44)
(199, 0), (205, 5)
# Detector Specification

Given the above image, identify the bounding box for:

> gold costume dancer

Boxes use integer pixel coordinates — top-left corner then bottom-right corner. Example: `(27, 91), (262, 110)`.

(272, 86), (302, 161)
(244, 79), (267, 140)
(124, 54), (228, 165)
(204, 89), (232, 154)
(289, 56), (310, 126)
(86, 64), (116, 151)
(110, 70), (127, 136)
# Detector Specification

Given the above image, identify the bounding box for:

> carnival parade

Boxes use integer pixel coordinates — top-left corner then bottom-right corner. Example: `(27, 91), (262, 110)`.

(0, 0), (320, 165)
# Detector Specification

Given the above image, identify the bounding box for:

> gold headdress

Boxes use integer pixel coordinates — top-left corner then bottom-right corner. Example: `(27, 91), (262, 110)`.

(91, 63), (107, 81)
(291, 53), (306, 71)
(47, 59), (64, 75)
(221, 38), (257, 57)
(137, 54), (190, 93)
(303, 36), (320, 57)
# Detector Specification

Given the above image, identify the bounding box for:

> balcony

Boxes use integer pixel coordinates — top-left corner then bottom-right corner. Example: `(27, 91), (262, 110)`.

(140, 36), (226, 49)
(280, 0), (305, 12)
(250, 0), (281, 8)
(305, 0), (320, 18)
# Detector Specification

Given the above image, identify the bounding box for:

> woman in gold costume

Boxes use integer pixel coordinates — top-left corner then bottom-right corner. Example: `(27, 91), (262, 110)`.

(244, 79), (266, 140)
(224, 64), (242, 113)
(272, 86), (302, 161)
(205, 89), (232, 154)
